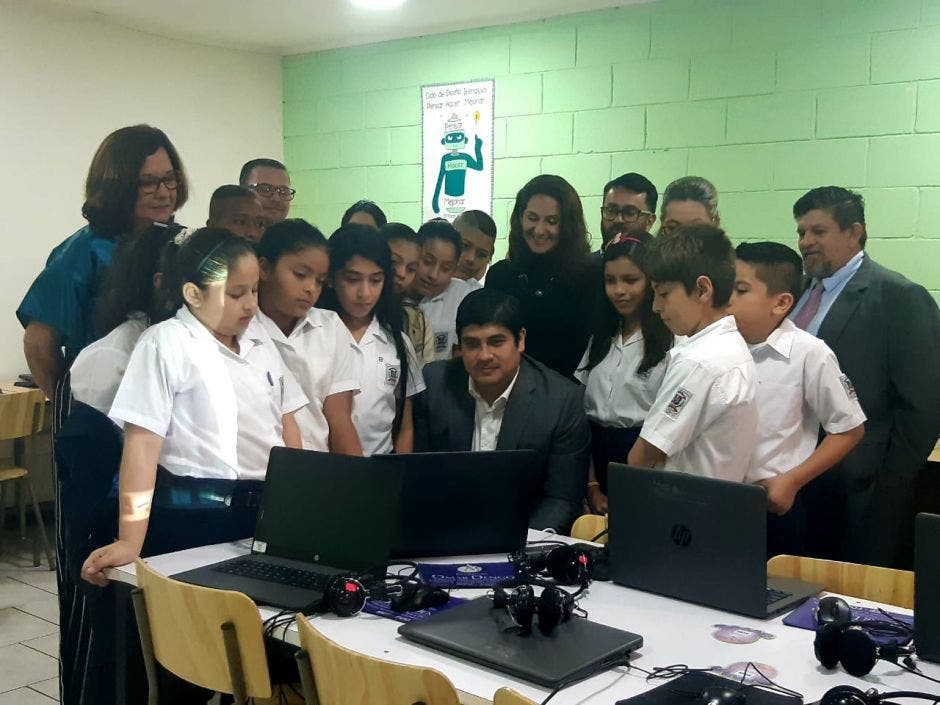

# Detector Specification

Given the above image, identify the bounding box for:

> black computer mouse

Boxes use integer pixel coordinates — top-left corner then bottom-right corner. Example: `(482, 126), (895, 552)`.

(700, 687), (747, 705)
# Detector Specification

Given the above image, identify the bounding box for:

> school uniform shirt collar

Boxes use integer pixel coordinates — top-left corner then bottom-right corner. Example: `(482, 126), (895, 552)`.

(750, 318), (796, 360)
(614, 328), (643, 350)
(685, 314), (738, 344)
(421, 278), (456, 305)
(256, 308), (324, 343)
(467, 366), (521, 411)
(359, 316), (388, 346)
(175, 305), (256, 360)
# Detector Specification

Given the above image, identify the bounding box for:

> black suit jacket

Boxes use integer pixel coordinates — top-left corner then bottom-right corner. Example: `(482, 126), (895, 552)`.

(413, 355), (591, 533)
(813, 255), (940, 564)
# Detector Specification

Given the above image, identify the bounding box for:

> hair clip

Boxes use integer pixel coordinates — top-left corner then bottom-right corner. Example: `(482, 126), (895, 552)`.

(173, 227), (194, 245)
(606, 233), (643, 250)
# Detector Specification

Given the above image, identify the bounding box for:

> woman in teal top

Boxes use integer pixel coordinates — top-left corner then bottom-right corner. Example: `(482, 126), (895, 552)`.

(17, 124), (188, 398)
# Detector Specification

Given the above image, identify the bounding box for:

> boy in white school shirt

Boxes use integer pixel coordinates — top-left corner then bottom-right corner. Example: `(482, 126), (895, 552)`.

(730, 242), (865, 556)
(412, 219), (481, 360)
(628, 225), (757, 482)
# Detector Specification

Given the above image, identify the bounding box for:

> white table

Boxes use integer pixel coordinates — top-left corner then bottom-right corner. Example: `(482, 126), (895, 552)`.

(110, 531), (940, 705)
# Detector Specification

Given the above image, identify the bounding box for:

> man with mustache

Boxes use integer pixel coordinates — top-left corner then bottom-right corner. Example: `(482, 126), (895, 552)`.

(790, 186), (940, 569)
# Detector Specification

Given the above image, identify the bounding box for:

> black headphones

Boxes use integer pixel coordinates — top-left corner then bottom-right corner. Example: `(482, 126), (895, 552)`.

(813, 597), (914, 677)
(493, 576), (585, 636)
(508, 542), (595, 586)
(318, 573), (449, 618)
(820, 686), (940, 705)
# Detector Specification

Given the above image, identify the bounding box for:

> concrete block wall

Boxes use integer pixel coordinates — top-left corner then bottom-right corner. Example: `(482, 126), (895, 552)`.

(282, 0), (940, 302)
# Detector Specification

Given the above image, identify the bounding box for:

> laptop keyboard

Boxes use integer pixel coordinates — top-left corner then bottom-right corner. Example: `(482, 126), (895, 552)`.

(766, 586), (793, 605)
(214, 557), (334, 591)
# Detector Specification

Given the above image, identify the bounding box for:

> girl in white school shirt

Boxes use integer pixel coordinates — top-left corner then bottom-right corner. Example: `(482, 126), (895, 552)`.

(81, 228), (306, 584)
(319, 224), (425, 455)
(255, 219), (363, 454)
(575, 232), (674, 514)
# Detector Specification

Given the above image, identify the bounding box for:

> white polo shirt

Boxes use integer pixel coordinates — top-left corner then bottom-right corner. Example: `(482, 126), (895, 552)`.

(110, 307), (304, 480)
(351, 317), (426, 456)
(639, 315), (757, 482)
(469, 369), (520, 452)
(256, 308), (360, 451)
(420, 277), (481, 361)
(70, 313), (148, 415)
(745, 318), (866, 483)
(574, 330), (668, 429)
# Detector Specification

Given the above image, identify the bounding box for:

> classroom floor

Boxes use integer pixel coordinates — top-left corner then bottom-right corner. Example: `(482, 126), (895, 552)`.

(0, 526), (60, 703)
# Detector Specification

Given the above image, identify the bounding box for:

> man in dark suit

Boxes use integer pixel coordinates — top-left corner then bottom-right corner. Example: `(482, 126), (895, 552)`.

(791, 186), (940, 568)
(414, 288), (590, 533)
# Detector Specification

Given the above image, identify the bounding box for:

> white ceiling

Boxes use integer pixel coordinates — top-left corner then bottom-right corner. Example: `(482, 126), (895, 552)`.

(43, 0), (643, 55)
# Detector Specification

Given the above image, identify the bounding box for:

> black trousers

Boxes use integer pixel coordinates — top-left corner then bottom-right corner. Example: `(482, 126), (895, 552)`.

(588, 421), (642, 494)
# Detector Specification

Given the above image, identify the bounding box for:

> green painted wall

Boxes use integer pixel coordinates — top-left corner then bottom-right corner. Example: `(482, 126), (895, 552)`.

(282, 0), (940, 301)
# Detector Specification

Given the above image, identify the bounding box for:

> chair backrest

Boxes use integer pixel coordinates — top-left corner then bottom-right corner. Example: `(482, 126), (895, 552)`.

(767, 554), (914, 609)
(494, 687), (538, 705)
(570, 513), (608, 544)
(295, 613), (459, 705)
(135, 559), (272, 698)
(0, 389), (45, 442)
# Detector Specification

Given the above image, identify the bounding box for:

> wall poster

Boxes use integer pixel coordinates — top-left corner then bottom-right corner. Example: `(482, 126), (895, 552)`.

(421, 79), (494, 224)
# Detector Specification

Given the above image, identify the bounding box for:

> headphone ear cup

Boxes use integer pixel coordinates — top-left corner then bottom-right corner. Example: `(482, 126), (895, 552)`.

(839, 627), (879, 678)
(546, 546), (593, 585)
(513, 586), (536, 634)
(415, 587), (450, 610)
(493, 584), (511, 608)
(536, 586), (566, 635)
(820, 686), (869, 705)
(817, 596), (853, 628)
(814, 623), (844, 669)
(323, 576), (366, 617)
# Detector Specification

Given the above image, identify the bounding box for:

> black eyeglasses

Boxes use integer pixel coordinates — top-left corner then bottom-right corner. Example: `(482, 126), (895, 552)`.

(601, 204), (652, 221)
(138, 171), (180, 195)
(248, 183), (296, 200)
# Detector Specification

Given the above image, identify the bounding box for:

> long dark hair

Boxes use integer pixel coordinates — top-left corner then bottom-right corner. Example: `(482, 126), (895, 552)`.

(319, 224), (409, 437)
(507, 174), (591, 278)
(154, 228), (256, 319)
(583, 233), (673, 375)
(94, 223), (183, 335)
(82, 125), (188, 238)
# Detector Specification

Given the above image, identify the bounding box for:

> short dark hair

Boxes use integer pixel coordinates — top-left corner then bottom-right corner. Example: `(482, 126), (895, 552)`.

(454, 210), (497, 240)
(341, 200), (387, 228)
(82, 124), (188, 238)
(603, 173), (658, 213)
(239, 158), (287, 185)
(735, 242), (804, 299)
(379, 222), (418, 245)
(256, 218), (328, 264)
(792, 186), (867, 247)
(645, 224), (735, 308)
(417, 219), (462, 261)
(456, 288), (524, 343)
(209, 185), (258, 220)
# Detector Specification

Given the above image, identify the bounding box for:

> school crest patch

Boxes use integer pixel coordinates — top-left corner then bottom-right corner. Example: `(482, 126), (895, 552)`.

(385, 363), (399, 386)
(434, 331), (449, 353)
(840, 374), (857, 400)
(665, 387), (692, 418)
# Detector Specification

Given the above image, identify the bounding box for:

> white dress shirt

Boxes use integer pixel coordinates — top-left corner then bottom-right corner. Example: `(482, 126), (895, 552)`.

(640, 315), (757, 483)
(789, 250), (865, 336)
(256, 308), (360, 451)
(574, 330), (668, 428)
(351, 317), (426, 456)
(469, 369), (520, 452)
(746, 318), (866, 483)
(420, 277), (481, 361)
(70, 313), (148, 415)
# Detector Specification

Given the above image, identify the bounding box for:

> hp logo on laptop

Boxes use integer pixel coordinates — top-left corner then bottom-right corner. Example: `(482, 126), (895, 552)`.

(671, 524), (692, 547)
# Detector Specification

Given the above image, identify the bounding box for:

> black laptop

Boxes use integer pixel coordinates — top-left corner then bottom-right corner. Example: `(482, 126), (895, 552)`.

(399, 596), (643, 687)
(172, 447), (403, 611)
(915, 512), (940, 663)
(379, 450), (540, 557)
(606, 464), (821, 619)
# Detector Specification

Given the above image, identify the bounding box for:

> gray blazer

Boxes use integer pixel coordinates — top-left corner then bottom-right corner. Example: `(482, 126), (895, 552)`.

(816, 254), (940, 564)
(413, 355), (590, 533)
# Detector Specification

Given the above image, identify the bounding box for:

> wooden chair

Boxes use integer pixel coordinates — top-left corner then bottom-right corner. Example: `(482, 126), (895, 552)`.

(767, 554), (914, 609)
(494, 686), (539, 705)
(294, 612), (460, 705)
(132, 558), (273, 705)
(570, 513), (608, 544)
(0, 388), (54, 569)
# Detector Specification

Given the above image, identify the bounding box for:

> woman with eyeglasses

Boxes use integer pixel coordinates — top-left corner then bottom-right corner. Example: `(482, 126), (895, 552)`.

(17, 124), (188, 400)
(485, 174), (594, 379)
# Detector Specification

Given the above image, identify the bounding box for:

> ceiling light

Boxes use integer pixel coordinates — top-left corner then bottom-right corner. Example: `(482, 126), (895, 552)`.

(351, 0), (406, 9)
